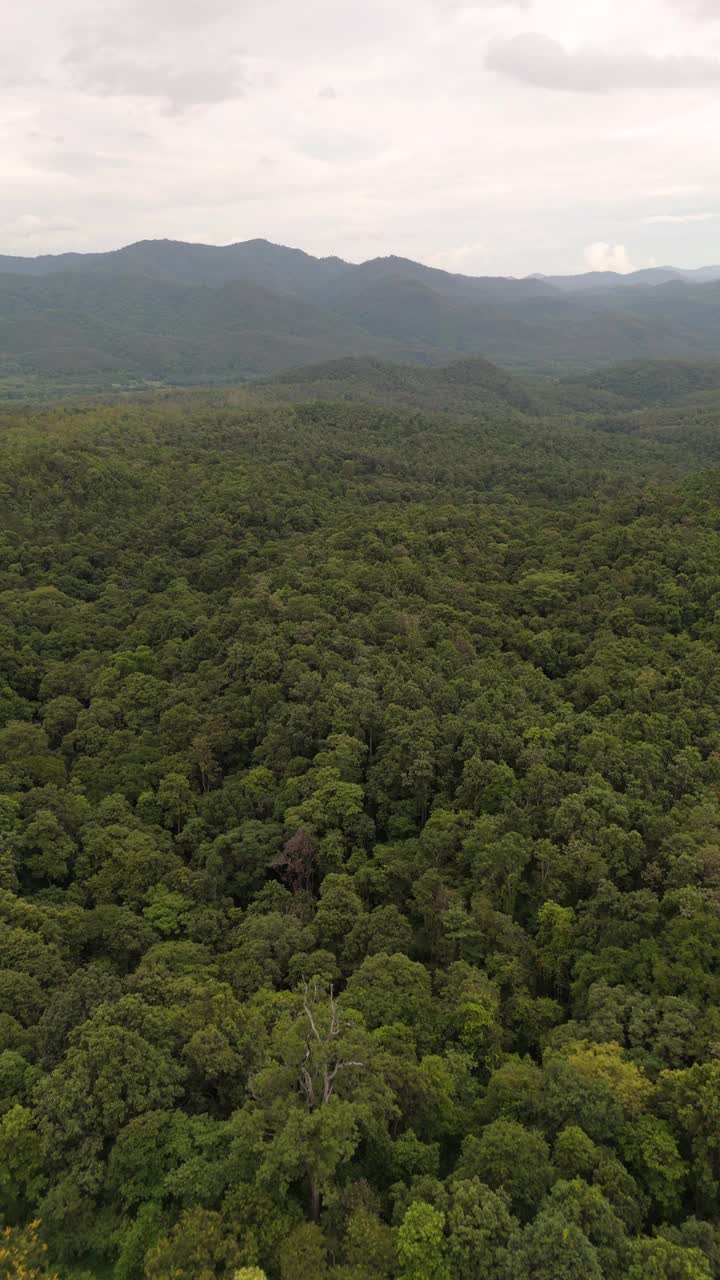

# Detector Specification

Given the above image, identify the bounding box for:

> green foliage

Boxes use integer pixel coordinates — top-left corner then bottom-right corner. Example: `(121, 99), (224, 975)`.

(456, 1120), (554, 1221)
(396, 1202), (449, 1280)
(144, 1208), (242, 1280)
(445, 1178), (516, 1280)
(278, 1223), (328, 1280)
(341, 1207), (395, 1278)
(0, 1221), (58, 1280)
(624, 1236), (713, 1279)
(544, 1179), (628, 1279)
(512, 1206), (603, 1280)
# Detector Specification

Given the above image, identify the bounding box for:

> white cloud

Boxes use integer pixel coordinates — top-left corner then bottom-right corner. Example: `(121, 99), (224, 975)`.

(426, 242), (490, 271)
(670, 0), (720, 17)
(67, 0), (240, 46)
(486, 32), (720, 92)
(64, 56), (248, 111)
(61, 0), (248, 111)
(584, 242), (637, 273)
(641, 211), (715, 223)
(4, 0), (720, 273)
(1, 214), (79, 240)
(647, 184), (705, 197)
(431, 0), (528, 7)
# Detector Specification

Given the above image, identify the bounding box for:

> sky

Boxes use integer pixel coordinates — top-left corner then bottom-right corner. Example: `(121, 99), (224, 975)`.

(2, 0), (720, 276)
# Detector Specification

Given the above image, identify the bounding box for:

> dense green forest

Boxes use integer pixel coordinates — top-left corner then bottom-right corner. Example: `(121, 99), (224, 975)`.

(4, 387), (720, 1279)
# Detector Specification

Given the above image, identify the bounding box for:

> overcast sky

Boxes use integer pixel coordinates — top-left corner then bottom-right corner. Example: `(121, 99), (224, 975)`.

(2, 0), (720, 275)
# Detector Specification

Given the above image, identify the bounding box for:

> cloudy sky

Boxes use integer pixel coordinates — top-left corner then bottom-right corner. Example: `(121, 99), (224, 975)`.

(2, 0), (720, 274)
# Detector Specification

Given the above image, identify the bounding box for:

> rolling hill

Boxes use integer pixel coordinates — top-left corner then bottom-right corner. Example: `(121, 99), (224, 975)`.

(262, 353), (633, 417)
(561, 358), (720, 406)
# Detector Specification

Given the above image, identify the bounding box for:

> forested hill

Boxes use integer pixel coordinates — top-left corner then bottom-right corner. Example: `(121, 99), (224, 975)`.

(560, 359), (720, 407)
(261, 355), (553, 416)
(4, 391), (720, 1279)
(260, 354), (720, 416)
(4, 238), (720, 392)
(258, 354), (623, 416)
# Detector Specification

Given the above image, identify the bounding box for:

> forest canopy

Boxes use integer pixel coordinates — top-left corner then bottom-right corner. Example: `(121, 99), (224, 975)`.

(3, 389), (720, 1279)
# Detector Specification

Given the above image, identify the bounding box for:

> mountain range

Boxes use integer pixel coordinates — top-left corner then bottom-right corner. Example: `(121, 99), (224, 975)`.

(2, 237), (720, 390)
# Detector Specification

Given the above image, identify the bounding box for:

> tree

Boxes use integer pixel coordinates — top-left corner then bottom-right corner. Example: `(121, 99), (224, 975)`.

(0, 1104), (45, 1221)
(341, 1207), (395, 1279)
(113, 1202), (164, 1280)
(512, 1207), (603, 1280)
(144, 1208), (242, 1280)
(0, 722), (65, 790)
(536, 902), (576, 994)
(553, 1126), (599, 1181)
(272, 829), (318, 895)
(250, 982), (394, 1222)
(278, 1223), (328, 1280)
(446, 1177), (517, 1280)
(12, 810), (74, 883)
(156, 773), (195, 834)
(396, 1202), (450, 1280)
(544, 1179), (628, 1280)
(624, 1237), (712, 1279)
(456, 1120), (554, 1221)
(35, 1018), (185, 1197)
(314, 876), (366, 960)
(0, 1221), (58, 1280)
(657, 1061), (720, 1215)
(200, 820), (283, 905)
(562, 1041), (653, 1115)
(440, 961), (503, 1068)
(344, 953), (435, 1051)
(620, 1114), (686, 1217)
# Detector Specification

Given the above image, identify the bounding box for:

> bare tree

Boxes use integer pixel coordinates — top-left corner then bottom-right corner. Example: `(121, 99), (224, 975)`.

(298, 980), (364, 1111)
(272, 829), (318, 895)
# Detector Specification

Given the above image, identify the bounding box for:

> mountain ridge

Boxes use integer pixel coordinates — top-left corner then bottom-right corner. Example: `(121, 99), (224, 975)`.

(3, 236), (719, 293)
(4, 237), (720, 391)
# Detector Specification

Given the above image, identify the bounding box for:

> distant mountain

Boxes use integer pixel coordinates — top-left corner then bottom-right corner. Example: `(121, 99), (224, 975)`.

(7, 237), (715, 298)
(0, 271), (428, 383)
(0, 238), (352, 294)
(0, 238), (557, 300)
(3, 237), (720, 390)
(536, 265), (720, 292)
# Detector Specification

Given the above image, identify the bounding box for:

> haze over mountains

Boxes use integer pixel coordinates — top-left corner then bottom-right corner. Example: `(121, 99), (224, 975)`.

(535, 265), (720, 291)
(2, 236), (720, 392)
